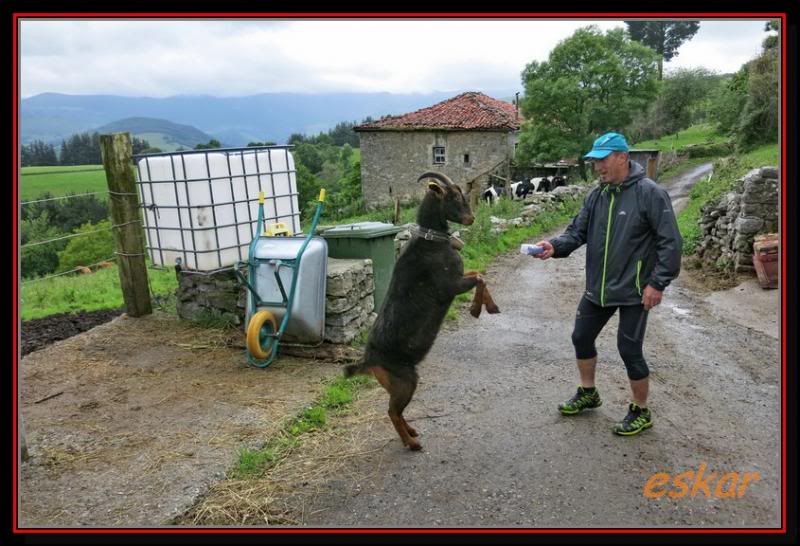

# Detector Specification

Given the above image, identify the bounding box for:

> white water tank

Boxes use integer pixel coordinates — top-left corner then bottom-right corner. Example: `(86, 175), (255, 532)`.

(135, 147), (301, 271)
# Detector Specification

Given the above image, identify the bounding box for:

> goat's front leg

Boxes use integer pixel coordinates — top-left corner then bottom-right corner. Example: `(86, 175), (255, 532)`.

(461, 271), (501, 317)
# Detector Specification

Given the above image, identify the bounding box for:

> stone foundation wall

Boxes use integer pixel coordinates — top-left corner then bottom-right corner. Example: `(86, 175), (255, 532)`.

(324, 258), (376, 344)
(696, 166), (779, 274)
(176, 258), (376, 344)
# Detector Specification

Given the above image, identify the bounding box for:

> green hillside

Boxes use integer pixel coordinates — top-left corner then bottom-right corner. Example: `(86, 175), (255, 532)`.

(94, 117), (217, 150)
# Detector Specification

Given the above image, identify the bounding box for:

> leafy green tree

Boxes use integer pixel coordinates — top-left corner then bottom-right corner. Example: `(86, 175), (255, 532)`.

(22, 192), (108, 234)
(736, 47), (779, 150)
(517, 26), (659, 176)
(627, 67), (719, 141)
(131, 136), (154, 155)
(287, 133), (306, 145)
(293, 143), (324, 174)
(707, 68), (749, 135)
(194, 139), (222, 150)
(294, 162), (323, 217)
(56, 219), (115, 273)
(21, 140), (58, 166)
(625, 21), (700, 80)
(339, 143), (353, 167)
(326, 159), (363, 220)
(762, 20), (779, 50)
(21, 211), (69, 278)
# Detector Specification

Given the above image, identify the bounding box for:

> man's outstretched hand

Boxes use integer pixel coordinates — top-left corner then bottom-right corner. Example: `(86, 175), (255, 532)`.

(532, 240), (555, 260)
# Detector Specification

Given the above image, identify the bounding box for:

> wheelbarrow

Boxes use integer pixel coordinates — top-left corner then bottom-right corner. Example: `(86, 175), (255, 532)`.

(235, 189), (327, 368)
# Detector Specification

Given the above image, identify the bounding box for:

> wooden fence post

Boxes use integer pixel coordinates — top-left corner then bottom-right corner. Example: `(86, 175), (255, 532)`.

(101, 132), (152, 317)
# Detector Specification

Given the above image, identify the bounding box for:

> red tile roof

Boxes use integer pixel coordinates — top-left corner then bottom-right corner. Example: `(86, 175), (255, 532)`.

(354, 91), (522, 132)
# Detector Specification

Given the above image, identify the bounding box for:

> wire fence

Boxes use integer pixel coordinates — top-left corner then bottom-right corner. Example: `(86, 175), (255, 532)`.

(20, 256), (118, 285)
(20, 188), (135, 285)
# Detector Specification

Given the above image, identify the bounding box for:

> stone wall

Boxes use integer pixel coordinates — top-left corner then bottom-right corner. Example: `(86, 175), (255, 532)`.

(696, 166), (779, 274)
(176, 258), (376, 344)
(324, 258), (376, 344)
(359, 130), (517, 208)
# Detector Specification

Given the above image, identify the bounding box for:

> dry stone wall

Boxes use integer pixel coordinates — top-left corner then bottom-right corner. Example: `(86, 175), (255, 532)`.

(176, 258), (376, 344)
(697, 166), (779, 274)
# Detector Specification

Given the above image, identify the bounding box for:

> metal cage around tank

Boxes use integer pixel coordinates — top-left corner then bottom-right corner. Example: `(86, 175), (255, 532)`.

(132, 145), (301, 274)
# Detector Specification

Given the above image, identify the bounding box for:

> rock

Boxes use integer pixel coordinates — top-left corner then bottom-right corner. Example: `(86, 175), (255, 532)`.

(734, 216), (765, 235)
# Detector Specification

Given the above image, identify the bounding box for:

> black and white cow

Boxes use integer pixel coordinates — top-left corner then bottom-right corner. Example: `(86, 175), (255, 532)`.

(509, 179), (536, 200)
(481, 184), (506, 205)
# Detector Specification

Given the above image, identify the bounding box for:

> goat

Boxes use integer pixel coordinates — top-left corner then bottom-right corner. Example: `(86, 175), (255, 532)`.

(344, 172), (500, 451)
(481, 184), (505, 205)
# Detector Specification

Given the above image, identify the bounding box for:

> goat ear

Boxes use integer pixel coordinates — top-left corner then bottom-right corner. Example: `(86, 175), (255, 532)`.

(428, 181), (445, 198)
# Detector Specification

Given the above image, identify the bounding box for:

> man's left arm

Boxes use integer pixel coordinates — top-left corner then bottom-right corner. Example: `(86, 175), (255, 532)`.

(644, 187), (683, 309)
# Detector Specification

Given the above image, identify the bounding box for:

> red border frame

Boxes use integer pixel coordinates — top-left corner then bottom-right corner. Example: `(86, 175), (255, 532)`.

(12, 12), (788, 536)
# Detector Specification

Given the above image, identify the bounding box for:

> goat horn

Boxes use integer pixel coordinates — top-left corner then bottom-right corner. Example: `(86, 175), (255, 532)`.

(417, 171), (453, 187)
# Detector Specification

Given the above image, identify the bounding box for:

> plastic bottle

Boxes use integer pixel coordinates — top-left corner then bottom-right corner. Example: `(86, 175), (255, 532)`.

(520, 244), (545, 256)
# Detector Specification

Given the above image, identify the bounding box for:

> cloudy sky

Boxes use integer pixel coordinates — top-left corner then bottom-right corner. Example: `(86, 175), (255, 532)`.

(19, 18), (774, 98)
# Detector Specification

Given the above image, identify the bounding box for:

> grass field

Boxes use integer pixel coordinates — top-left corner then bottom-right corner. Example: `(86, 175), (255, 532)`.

(20, 262), (178, 321)
(20, 165), (108, 202)
(632, 124), (729, 153)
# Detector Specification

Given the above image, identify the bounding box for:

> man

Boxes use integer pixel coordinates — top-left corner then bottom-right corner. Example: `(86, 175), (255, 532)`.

(532, 132), (682, 436)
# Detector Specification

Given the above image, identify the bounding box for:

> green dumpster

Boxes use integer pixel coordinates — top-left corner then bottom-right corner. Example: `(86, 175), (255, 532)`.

(321, 222), (404, 312)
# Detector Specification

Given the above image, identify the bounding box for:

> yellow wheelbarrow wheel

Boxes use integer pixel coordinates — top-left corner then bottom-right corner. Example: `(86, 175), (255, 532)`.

(246, 310), (277, 360)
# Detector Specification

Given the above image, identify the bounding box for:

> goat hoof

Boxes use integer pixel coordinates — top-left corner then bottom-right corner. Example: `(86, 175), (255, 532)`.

(469, 305), (482, 318)
(407, 439), (423, 451)
(486, 304), (501, 314)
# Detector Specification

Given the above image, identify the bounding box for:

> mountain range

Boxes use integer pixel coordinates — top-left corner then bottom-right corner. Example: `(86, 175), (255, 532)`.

(21, 90), (521, 149)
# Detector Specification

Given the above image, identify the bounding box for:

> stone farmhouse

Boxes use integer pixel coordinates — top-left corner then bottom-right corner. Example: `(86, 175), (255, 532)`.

(354, 92), (522, 208)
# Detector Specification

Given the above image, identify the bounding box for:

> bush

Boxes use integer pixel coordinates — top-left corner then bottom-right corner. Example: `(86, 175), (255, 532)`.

(22, 192), (109, 234)
(56, 219), (115, 273)
(21, 211), (69, 279)
(735, 48), (779, 150)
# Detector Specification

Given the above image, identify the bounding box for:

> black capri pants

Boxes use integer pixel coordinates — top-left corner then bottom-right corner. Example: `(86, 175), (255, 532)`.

(571, 295), (650, 380)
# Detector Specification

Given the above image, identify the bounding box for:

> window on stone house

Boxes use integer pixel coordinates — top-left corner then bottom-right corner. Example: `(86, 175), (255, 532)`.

(433, 146), (445, 164)
(463, 153), (470, 164)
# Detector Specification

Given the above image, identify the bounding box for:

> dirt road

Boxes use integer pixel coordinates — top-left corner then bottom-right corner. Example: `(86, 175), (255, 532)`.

(296, 165), (782, 528)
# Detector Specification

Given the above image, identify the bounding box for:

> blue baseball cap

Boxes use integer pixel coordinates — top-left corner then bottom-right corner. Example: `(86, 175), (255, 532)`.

(583, 132), (629, 160)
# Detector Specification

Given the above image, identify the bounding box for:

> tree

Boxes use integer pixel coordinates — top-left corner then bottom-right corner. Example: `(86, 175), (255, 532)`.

(22, 192), (109, 235)
(625, 21), (700, 80)
(626, 67), (719, 141)
(20, 211), (69, 278)
(292, 143), (324, 174)
(56, 219), (115, 273)
(21, 140), (59, 166)
(194, 139), (221, 150)
(762, 20), (779, 50)
(517, 26), (659, 176)
(736, 47), (779, 150)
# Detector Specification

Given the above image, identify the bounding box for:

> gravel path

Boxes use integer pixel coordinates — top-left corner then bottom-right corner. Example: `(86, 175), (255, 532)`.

(298, 168), (781, 528)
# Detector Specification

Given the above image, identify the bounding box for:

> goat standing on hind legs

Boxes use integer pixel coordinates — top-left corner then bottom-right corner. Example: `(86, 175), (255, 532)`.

(344, 172), (500, 451)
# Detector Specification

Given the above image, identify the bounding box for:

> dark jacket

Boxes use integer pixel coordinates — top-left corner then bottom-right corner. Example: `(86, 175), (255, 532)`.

(549, 161), (682, 307)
